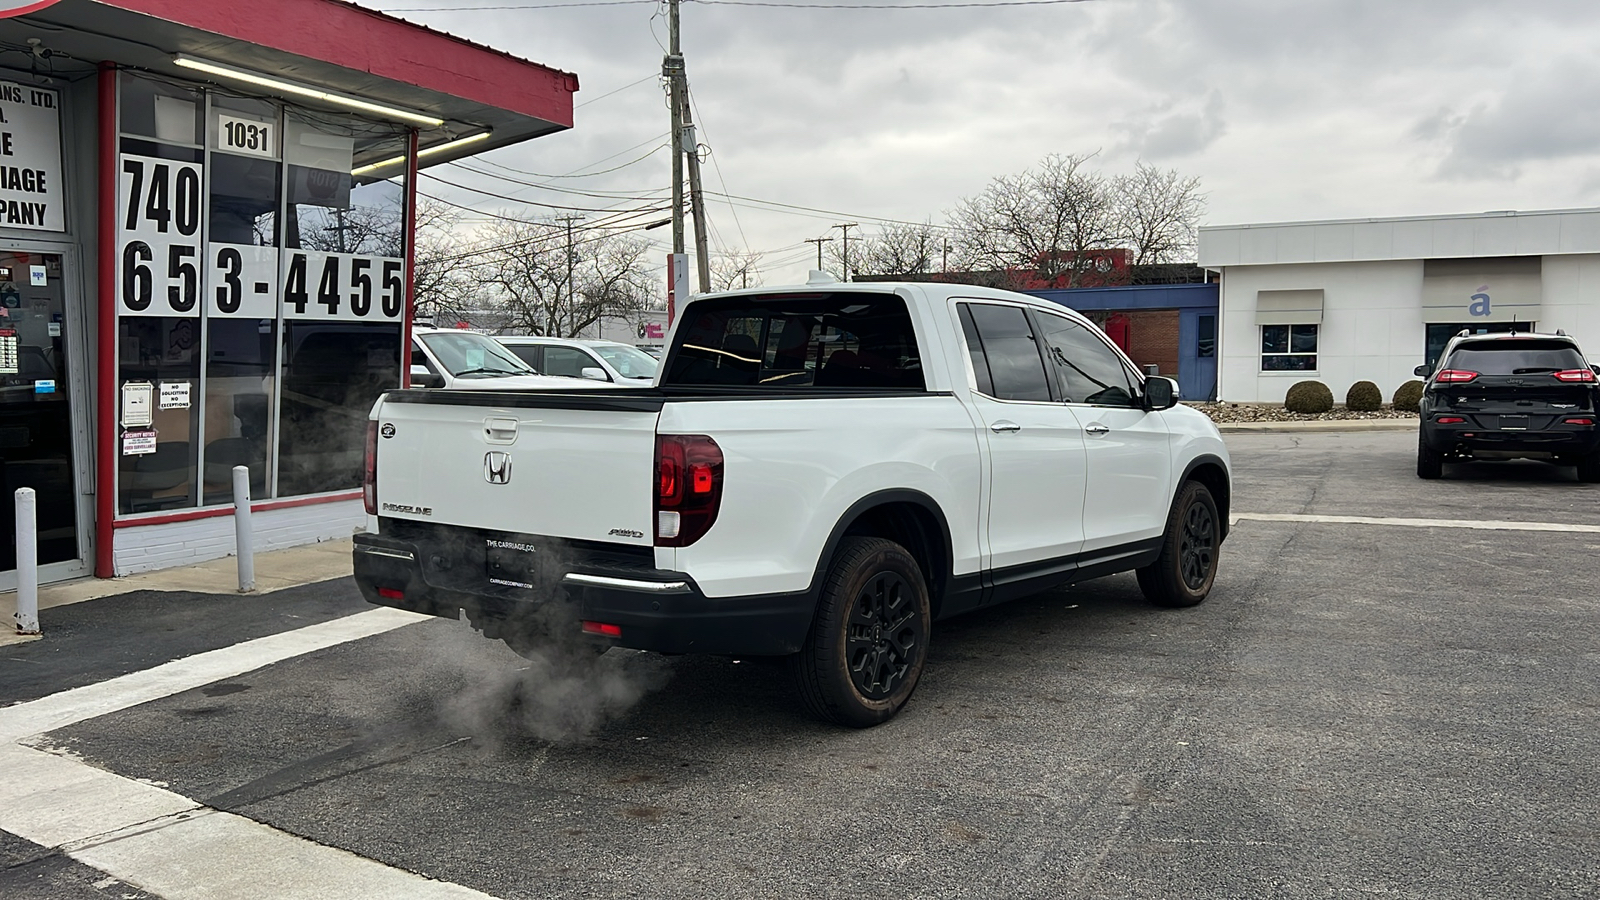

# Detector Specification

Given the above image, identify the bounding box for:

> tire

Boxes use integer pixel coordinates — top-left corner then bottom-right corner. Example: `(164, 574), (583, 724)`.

(1578, 452), (1600, 483)
(1417, 434), (1443, 479)
(1136, 481), (1220, 608)
(789, 537), (931, 728)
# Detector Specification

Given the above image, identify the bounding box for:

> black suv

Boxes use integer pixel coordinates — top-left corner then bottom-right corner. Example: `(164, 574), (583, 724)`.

(1416, 331), (1600, 480)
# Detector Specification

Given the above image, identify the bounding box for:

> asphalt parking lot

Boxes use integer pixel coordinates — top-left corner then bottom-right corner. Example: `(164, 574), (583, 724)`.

(4, 430), (1599, 899)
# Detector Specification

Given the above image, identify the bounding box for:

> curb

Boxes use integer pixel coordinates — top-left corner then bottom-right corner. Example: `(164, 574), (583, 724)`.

(1217, 419), (1419, 434)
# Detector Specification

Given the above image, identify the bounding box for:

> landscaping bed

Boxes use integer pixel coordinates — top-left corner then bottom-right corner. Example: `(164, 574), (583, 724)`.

(1185, 402), (1420, 424)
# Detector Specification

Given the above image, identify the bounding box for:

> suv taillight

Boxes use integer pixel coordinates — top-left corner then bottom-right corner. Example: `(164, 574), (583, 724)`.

(1554, 369), (1597, 383)
(655, 434), (723, 547)
(363, 421), (378, 515)
(1435, 369), (1479, 383)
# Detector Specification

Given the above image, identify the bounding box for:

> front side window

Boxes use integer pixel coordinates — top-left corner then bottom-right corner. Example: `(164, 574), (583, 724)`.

(961, 303), (1052, 402)
(1262, 324), (1318, 371)
(665, 293), (924, 390)
(542, 345), (602, 379)
(1033, 311), (1139, 406)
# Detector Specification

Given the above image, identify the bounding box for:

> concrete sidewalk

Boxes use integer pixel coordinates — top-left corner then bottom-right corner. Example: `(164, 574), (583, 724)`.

(4, 538), (354, 648)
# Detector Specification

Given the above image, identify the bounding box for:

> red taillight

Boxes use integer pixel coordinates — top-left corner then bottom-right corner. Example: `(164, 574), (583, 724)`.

(654, 434), (723, 547)
(582, 621), (623, 637)
(1565, 417), (1595, 426)
(1435, 369), (1479, 383)
(1554, 369), (1597, 383)
(363, 421), (378, 515)
(378, 587), (404, 600)
(1436, 416), (1465, 424)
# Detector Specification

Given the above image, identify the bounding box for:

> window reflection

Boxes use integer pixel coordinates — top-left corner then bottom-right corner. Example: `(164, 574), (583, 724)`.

(203, 319), (275, 504)
(117, 318), (200, 513)
(277, 322), (401, 496)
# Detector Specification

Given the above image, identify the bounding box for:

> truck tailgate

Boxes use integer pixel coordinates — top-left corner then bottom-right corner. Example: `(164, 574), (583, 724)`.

(373, 391), (661, 546)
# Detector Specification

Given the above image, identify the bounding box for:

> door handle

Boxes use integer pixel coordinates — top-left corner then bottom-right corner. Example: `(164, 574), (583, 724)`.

(1084, 423), (1110, 436)
(989, 420), (1021, 433)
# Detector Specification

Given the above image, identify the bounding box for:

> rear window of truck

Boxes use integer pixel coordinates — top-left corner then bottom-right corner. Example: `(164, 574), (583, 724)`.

(1445, 340), (1586, 375)
(664, 293), (925, 390)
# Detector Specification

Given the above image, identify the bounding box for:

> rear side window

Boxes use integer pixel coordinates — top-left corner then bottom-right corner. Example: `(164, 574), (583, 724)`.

(664, 293), (925, 390)
(961, 303), (1052, 402)
(1446, 340), (1586, 375)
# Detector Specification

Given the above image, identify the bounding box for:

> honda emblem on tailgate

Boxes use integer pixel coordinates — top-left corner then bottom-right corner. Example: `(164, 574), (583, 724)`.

(484, 451), (512, 484)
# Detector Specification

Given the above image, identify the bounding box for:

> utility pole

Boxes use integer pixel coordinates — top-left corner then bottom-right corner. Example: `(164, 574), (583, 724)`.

(558, 214), (582, 336)
(804, 237), (833, 272)
(942, 238), (950, 274)
(833, 222), (858, 282)
(665, 0), (711, 294)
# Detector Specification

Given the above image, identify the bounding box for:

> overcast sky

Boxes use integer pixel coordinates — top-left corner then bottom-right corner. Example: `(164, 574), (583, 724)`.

(367, 0), (1600, 286)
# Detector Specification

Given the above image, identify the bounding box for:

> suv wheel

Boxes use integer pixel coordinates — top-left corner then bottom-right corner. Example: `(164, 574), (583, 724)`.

(1578, 451), (1600, 483)
(789, 537), (930, 727)
(1136, 481), (1219, 608)
(1417, 434), (1444, 479)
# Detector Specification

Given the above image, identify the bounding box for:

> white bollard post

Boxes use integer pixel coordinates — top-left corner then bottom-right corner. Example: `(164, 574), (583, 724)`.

(14, 487), (39, 634)
(232, 465), (255, 593)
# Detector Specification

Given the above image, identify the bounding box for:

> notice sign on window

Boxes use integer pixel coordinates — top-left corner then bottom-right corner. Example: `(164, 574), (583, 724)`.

(159, 380), (191, 409)
(121, 381), (154, 428)
(0, 80), (64, 232)
(122, 429), (158, 456)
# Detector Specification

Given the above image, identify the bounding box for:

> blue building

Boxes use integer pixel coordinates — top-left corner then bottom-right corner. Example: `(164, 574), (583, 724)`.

(1028, 283), (1221, 402)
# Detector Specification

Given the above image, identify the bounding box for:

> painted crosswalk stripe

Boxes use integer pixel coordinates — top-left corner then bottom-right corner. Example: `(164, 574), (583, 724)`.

(1233, 512), (1600, 533)
(0, 607), (503, 900)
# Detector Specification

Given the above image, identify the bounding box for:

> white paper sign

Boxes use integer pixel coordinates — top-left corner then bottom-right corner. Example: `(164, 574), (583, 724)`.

(0, 329), (16, 374)
(0, 80), (64, 232)
(121, 381), (153, 428)
(122, 430), (158, 456)
(159, 380), (191, 409)
(29, 264), (44, 286)
(209, 242), (278, 318)
(216, 114), (276, 158)
(280, 249), (405, 321)
(116, 153), (204, 318)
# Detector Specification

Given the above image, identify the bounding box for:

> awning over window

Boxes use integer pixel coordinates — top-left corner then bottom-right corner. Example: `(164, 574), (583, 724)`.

(1422, 257), (1541, 324)
(1255, 289), (1324, 325)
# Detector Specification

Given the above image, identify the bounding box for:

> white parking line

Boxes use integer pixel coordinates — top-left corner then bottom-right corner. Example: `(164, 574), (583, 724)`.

(1233, 512), (1600, 533)
(0, 607), (503, 900)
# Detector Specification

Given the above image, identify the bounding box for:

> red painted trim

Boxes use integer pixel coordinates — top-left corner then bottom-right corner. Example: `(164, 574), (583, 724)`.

(401, 129), (418, 388)
(112, 490), (363, 529)
(0, 0), (64, 18)
(99, 0), (577, 127)
(94, 64), (117, 579)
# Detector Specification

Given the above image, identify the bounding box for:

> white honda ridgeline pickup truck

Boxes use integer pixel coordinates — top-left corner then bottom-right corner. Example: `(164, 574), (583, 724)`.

(354, 278), (1231, 727)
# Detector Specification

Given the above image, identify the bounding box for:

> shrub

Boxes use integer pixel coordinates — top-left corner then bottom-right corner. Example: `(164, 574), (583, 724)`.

(1345, 380), (1383, 412)
(1284, 380), (1334, 414)
(1392, 380), (1425, 413)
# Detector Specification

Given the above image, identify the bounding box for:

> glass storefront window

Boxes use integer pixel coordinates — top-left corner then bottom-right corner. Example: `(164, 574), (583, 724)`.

(119, 75), (202, 147)
(203, 319), (275, 505)
(277, 321), (402, 496)
(116, 317), (200, 513)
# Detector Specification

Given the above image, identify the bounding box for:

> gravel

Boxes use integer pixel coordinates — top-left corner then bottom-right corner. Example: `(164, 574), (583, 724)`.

(1184, 401), (1420, 423)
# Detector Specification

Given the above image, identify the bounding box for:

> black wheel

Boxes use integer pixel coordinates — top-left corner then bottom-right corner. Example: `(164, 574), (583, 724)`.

(1136, 481), (1219, 608)
(1417, 434), (1443, 479)
(789, 537), (930, 728)
(1578, 452), (1600, 483)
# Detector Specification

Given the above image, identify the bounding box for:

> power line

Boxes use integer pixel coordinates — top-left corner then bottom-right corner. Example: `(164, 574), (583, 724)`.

(704, 189), (950, 231)
(421, 169), (669, 213)
(472, 133), (669, 180)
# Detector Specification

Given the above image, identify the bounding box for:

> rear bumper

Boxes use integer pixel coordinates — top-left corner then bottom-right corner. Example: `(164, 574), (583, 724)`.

(352, 531), (814, 656)
(1421, 420), (1600, 457)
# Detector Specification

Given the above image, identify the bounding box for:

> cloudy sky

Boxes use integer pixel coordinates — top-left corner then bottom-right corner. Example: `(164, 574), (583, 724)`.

(366, 0), (1600, 285)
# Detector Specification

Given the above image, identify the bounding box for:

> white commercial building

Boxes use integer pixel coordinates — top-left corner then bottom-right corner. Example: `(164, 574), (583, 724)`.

(1198, 208), (1600, 403)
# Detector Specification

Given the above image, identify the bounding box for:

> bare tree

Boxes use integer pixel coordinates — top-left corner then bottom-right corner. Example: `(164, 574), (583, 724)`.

(1111, 161), (1206, 265)
(946, 152), (1117, 289)
(834, 222), (943, 278)
(410, 199), (486, 326)
(711, 248), (765, 291)
(472, 218), (656, 337)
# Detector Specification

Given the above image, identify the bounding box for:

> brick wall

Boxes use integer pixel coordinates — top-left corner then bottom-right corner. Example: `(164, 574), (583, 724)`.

(112, 499), (366, 575)
(1110, 309), (1181, 376)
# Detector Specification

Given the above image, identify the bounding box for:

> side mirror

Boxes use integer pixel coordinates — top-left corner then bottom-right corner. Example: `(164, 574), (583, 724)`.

(580, 366), (610, 382)
(409, 365), (445, 389)
(1413, 364), (1431, 377)
(1143, 376), (1179, 411)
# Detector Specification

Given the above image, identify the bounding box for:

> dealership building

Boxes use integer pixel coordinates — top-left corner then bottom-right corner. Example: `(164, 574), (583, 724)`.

(0, 0), (576, 587)
(1198, 207), (1600, 403)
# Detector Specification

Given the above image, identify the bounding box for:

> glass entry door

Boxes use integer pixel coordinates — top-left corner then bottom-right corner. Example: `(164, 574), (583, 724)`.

(0, 250), (79, 571)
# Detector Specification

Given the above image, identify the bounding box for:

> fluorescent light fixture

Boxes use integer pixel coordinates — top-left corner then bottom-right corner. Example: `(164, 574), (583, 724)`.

(173, 55), (444, 127)
(351, 131), (492, 176)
